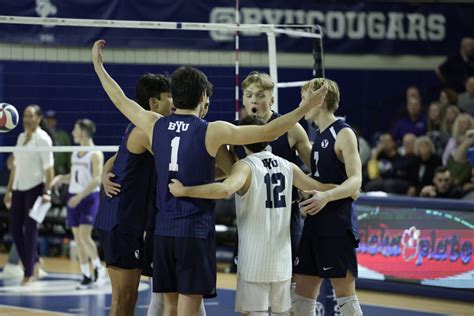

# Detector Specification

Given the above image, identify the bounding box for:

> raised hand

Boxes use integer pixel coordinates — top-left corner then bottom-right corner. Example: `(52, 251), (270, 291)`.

(300, 83), (328, 111)
(92, 39), (106, 67)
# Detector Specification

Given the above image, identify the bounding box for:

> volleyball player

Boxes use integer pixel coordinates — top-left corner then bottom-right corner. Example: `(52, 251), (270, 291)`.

(293, 78), (363, 316)
(144, 87), (215, 316)
(98, 78), (218, 316)
(92, 39), (327, 316)
(234, 72), (313, 295)
(95, 73), (172, 315)
(51, 119), (105, 289)
(169, 115), (347, 316)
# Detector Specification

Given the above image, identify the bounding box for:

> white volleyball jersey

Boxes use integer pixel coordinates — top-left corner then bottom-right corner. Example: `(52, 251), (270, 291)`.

(236, 151), (293, 282)
(68, 151), (100, 194)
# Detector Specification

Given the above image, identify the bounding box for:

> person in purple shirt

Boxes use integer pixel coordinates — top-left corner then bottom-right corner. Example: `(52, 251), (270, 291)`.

(391, 97), (427, 143)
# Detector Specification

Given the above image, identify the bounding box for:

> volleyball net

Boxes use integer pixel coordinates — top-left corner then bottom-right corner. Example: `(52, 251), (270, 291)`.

(0, 15), (323, 157)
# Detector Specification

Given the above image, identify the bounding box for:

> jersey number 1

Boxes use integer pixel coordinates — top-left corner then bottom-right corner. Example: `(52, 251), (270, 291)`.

(264, 172), (286, 208)
(169, 137), (180, 171)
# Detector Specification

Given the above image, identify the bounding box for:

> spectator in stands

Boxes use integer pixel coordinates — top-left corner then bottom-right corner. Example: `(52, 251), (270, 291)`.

(427, 102), (442, 132)
(427, 102), (450, 156)
(420, 166), (463, 199)
(44, 110), (72, 175)
(400, 133), (418, 195)
(447, 128), (474, 187)
(391, 96), (427, 143)
(441, 105), (461, 136)
(365, 133), (411, 194)
(400, 133), (416, 156)
(436, 37), (474, 92)
(442, 113), (474, 165)
(439, 88), (458, 112)
(462, 166), (474, 200)
(3, 104), (54, 286)
(412, 136), (442, 195)
(458, 76), (474, 115)
(356, 128), (371, 168)
(462, 167), (474, 200)
(406, 85), (421, 103)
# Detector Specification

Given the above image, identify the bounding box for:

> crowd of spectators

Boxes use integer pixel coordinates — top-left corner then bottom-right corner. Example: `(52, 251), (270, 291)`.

(362, 76), (474, 200)
(361, 37), (474, 200)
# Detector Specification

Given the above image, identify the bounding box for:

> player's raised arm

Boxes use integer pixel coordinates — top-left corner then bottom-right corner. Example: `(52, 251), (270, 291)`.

(92, 40), (160, 141)
(205, 84), (327, 156)
(169, 161), (251, 199)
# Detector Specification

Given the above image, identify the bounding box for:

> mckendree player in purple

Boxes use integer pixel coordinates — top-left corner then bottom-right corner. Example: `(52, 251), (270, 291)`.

(92, 39), (327, 316)
(51, 119), (105, 289)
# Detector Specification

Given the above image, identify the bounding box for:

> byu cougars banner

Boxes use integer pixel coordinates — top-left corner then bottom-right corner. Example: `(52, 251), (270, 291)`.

(1, 0), (473, 55)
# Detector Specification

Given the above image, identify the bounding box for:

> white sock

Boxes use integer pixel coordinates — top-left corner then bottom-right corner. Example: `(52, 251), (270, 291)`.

(147, 292), (163, 316)
(336, 295), (363, 316)
(198, 300), (207, 316)
(80, 263), (90, 278)
(293, 294), (317, 316)
(92, 257), (102, 269)
(290, 282), (296, 312)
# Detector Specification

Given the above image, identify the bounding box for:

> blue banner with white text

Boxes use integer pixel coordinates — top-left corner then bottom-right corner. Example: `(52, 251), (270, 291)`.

(0, 0), (473, 55)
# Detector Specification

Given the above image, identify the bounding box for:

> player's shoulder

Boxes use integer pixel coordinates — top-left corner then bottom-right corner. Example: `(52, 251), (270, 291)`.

(207, 120), (234, 134)
(336, 125), (356, 139)
(335, 125), (357, 149)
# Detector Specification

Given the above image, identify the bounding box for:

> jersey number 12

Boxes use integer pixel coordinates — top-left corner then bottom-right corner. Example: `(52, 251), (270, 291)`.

(264, 172), (286, 208)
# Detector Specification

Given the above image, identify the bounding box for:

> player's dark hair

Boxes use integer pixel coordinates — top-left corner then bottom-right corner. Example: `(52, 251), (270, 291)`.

(239, 115), (269, 153)
(76, 119), (96, 137)
(170, 66), (210, 110)
(135, 73), (170, 110)
(206, 81), (213, 99)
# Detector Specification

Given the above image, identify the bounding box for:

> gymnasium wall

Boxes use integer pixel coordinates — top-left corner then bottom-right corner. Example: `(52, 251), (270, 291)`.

(0, 60), (440, 147)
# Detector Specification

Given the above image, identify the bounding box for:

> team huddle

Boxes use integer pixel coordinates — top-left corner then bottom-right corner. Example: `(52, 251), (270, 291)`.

(60, 39), (363, 316)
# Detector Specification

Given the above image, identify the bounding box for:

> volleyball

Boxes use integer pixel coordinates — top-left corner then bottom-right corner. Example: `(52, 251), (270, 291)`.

(0, 102), (19, 133)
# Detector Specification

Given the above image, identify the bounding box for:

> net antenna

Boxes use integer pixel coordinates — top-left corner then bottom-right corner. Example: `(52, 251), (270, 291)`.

(275, 25), (325, 101)
(0, 15), (322, 154)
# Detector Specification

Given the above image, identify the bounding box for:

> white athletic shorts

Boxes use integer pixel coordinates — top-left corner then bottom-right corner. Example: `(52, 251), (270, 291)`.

(235, 277), (291, 313)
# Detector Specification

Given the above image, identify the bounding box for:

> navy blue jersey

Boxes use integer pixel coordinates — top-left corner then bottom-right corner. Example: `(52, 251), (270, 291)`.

(152, 114), (215, 238)
(304, 119), (359, 239)
(234, 111), (299, 202)
(95, 124), (156, 231)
